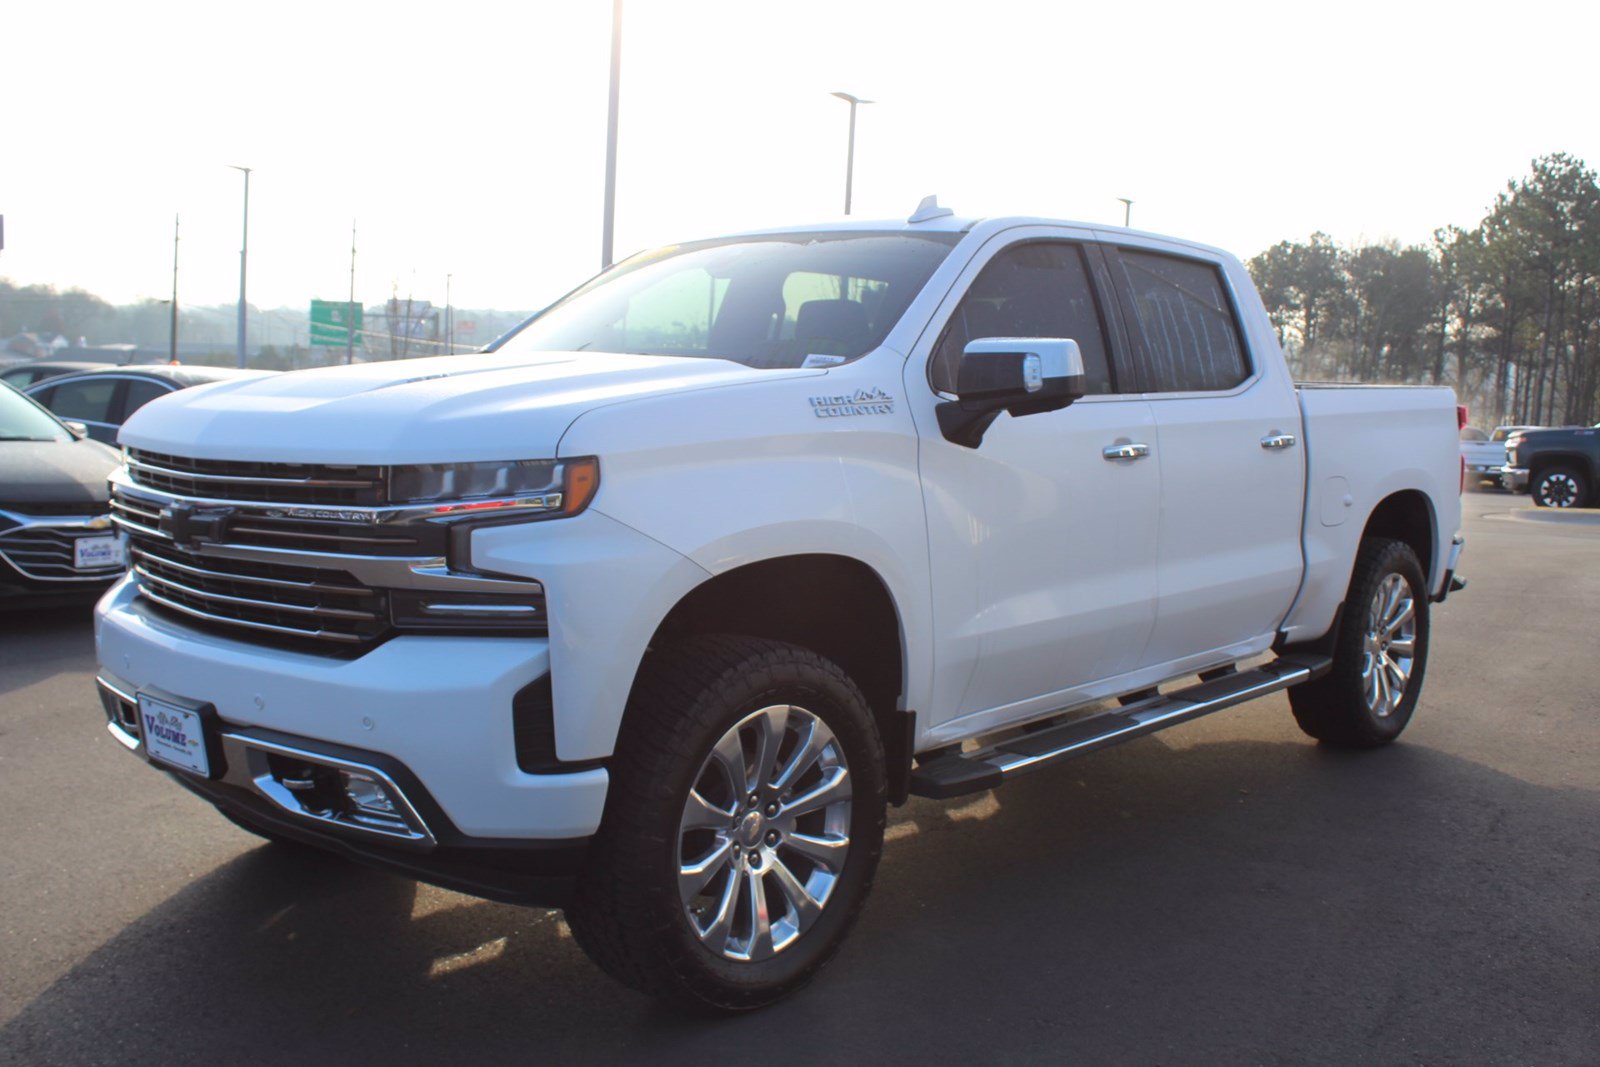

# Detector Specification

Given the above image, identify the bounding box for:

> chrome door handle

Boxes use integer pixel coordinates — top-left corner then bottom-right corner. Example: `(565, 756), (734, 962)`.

(1102, 442), (1150, 461)
(1260, 433), (1297, 450)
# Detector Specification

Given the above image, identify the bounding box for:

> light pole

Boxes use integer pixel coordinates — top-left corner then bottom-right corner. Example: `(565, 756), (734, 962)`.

(830, 92), (873, 215)
(170, 214), (180, 364)
(600, 0), (623, 268)
(1117, 197), (1134, 227)
(229, 165), (252, 368)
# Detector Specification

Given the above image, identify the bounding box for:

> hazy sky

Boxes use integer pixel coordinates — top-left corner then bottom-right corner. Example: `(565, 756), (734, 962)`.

(4, 0), (1597, 320)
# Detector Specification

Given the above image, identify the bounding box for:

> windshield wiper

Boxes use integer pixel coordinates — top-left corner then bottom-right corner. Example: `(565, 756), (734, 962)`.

(0, 435), (56, 442)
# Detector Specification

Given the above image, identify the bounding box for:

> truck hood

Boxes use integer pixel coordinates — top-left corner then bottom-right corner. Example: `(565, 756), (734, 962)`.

(118, 351), (808, 463)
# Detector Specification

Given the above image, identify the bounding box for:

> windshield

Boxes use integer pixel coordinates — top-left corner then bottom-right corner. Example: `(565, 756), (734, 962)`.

(0, 384), (70, 442)
(497, 231), (961, 369)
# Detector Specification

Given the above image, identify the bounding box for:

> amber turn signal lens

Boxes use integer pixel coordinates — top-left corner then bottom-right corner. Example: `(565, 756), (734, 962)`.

(562, 457), (600, 516)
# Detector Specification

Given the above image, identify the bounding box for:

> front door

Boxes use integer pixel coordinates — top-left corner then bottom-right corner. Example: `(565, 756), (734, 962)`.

(910, 230), (1161, 736)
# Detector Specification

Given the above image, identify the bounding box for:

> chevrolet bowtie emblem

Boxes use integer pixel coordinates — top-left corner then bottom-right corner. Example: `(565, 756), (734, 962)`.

(158, 503), (233, 547)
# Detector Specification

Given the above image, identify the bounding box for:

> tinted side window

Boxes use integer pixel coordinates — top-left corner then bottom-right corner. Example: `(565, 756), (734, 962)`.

(47, 379), (119, 423)
(931, 242), (1113, 395)
(1113, 251), (1249, 392)
(122, 379), (171, 420)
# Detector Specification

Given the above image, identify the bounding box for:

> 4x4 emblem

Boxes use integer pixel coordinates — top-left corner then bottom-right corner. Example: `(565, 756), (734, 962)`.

(809, 387), (895, 418)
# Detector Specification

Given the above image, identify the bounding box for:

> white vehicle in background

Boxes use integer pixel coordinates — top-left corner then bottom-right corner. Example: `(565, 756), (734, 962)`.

(1461, 424), (1541, 490)
(93, 201), (1466, 1011)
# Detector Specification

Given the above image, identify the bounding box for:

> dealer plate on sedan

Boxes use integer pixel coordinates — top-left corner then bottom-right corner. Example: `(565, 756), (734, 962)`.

(74, 535), (124, 570)
(137, 694), (210, 776)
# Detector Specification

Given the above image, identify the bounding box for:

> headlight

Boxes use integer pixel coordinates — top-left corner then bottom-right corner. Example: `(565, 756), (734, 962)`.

(388, 457), (600, 519)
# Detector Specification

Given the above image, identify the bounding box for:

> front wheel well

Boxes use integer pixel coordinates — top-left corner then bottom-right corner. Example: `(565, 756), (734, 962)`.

(642, 554), (906, 758)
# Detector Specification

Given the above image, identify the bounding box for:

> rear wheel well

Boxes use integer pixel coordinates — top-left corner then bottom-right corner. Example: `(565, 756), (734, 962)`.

(1361, 490), (1434, 581)
(643, 554), (906, 774)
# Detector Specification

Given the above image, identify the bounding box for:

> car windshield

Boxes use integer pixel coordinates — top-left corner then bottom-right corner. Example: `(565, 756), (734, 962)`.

(496, 231), (961, 369)
(0, 384), (70, 442)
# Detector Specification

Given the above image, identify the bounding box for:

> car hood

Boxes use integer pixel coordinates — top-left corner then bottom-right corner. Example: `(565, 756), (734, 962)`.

(117, 351), (810, 463)
(0, 438), (120, 510)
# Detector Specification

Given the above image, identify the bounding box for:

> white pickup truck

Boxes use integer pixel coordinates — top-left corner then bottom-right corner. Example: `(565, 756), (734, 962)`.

(94, 203), (1466, 1011)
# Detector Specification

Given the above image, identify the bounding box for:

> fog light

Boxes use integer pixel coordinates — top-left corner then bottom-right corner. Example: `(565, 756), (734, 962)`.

(340, 769), (399, 816)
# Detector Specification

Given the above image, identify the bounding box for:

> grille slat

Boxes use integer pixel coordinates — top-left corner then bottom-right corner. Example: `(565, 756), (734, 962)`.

(126, 449), (386, 506)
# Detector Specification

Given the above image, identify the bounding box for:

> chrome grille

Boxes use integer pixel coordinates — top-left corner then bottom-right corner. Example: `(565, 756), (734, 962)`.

(127, 538), (388, 648)
(0, 526), (124, 582)
(126, 449), (386, 506)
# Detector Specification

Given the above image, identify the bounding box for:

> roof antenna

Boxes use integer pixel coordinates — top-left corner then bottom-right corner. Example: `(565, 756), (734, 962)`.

(908, 195), (954, 224)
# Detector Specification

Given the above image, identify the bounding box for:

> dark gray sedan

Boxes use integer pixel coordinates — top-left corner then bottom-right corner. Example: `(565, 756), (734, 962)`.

(0, 384), (125, 605)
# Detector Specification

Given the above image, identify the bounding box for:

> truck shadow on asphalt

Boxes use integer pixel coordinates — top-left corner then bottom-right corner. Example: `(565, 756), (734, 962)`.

(3, 734), (1596, 1065)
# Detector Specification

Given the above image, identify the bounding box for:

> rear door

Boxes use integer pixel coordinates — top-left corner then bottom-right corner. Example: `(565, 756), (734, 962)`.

(1102, 245), (1305, 666)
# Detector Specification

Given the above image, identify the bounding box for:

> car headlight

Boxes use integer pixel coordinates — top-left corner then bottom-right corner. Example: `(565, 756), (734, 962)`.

(388, 457), (599, 518)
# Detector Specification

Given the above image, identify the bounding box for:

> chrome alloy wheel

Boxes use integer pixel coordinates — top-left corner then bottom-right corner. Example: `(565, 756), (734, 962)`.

(1537, 471), (1581, 507)
(1362, 572), (1417, 717)
(677, 704), (852, 962)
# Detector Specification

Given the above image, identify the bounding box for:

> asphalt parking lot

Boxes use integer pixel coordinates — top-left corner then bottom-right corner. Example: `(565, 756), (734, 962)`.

(1, 494), (1596, 1065)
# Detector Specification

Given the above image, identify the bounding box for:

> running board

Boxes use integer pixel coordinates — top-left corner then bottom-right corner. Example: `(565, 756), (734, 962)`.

(909, 654), (1333, 799)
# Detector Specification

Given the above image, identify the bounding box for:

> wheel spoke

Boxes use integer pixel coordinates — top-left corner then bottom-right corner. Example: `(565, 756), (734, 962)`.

(782, 830), (849, 870)
(1373, 661), (1391, 712)
(781, 765), (851, 818)
(1384, 656), (1408, 700)
(745, 866), (775, 960)
(767, 855), (822, 928)
(1387, 637), (1416, 657)
(752, 705), (790, 791)
(681, 788), (735, 832)
(773, 718), (829, 793)
(680, 839), (733, 904)
(711, 728), (750, 796)
(699, 865), (743, 953)
(1385, 598), (1414, 636)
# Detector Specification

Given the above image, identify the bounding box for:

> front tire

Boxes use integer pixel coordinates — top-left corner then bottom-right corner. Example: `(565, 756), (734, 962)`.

(1289, 538), (1430, 748)
(566, 635), (887, 1012)
(1532, 465), (1589, 508)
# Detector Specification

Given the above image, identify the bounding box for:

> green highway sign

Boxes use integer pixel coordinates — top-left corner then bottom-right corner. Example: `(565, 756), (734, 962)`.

(310, 300), (363, 346)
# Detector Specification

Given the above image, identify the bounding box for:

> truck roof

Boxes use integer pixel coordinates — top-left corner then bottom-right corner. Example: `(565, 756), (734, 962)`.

(721, 198), (1237, 262)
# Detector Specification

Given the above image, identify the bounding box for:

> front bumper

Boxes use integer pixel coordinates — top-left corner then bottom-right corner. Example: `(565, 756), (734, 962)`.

(96, 675), (587, 905)
(94, 576), (609, 844)
(1498, 466), (1529, 492)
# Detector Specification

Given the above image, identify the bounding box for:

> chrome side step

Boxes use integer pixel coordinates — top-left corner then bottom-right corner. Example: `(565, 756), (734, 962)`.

(909, 653), (1333, 799)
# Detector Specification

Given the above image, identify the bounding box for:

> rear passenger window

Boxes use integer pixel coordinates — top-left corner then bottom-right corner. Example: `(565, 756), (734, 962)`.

(1112, 250), (1250, 392)
(931, 242), (1113, 395)
(46, 378), (119, 423)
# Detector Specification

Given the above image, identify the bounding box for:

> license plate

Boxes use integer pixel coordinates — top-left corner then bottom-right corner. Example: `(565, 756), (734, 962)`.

(74, 535), (124, 570)
(137, 694), (211, 776)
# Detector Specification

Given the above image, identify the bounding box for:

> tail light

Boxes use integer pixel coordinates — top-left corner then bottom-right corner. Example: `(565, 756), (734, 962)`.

(1457, 404), (1469, 430)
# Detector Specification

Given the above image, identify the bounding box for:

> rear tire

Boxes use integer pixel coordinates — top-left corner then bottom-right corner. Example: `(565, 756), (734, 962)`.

(1531, 465), (1589, 508)
(1289, 538), (1430, 748)
(566, 635), (887, 1012)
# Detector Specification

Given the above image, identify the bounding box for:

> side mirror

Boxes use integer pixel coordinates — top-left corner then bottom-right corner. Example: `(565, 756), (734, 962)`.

(936, 337), (1087, 448)
(63, 421), (89, 439)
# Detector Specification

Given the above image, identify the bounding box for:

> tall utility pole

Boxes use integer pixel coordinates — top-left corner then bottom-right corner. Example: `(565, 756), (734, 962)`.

(229, 165), (253, 368)
(170, 214), (180, 364)
(346, 221), (357, 365)
(600, 0), (623, 268)
(1118, 197), (1134, 227)
(444, 273), (453, 355)
(831, 92), (873, 215)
